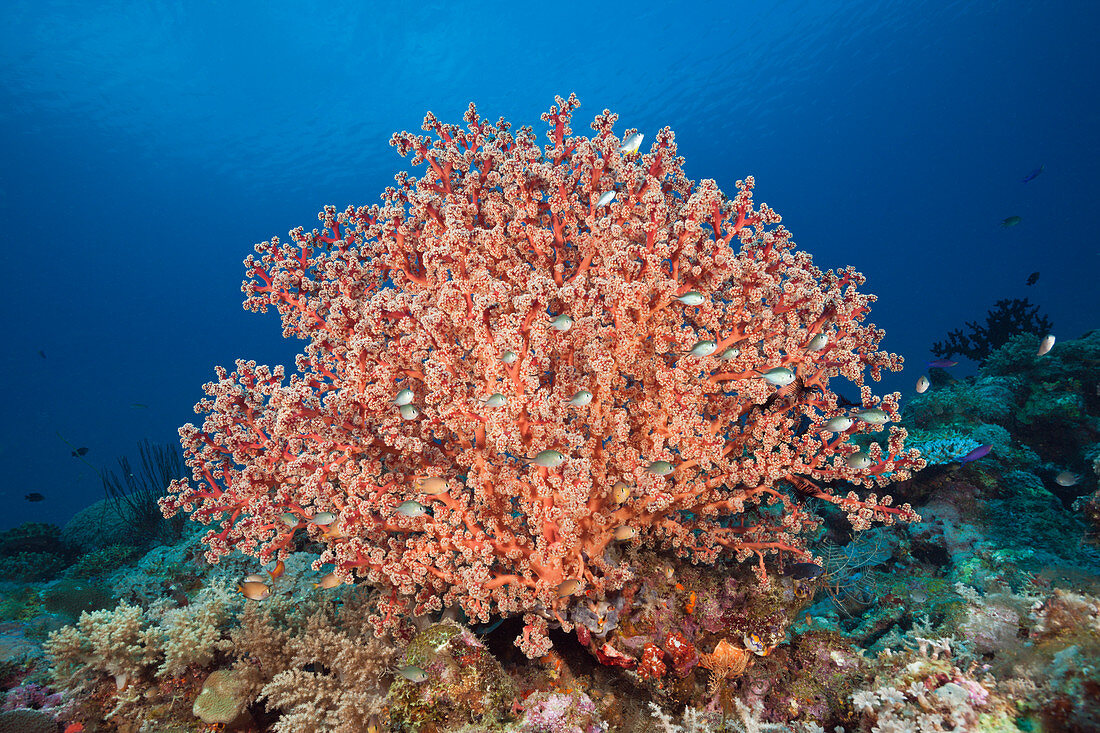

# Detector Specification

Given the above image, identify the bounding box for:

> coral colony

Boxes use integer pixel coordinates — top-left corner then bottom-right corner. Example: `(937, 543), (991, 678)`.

(160, 94), (923, 658)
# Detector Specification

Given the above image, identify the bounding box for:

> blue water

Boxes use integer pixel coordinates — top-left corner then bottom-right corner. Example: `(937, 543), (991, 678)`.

(1, 0), (1096, 530)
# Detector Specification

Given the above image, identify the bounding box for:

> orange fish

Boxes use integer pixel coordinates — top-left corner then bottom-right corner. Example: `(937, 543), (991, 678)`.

(64, 724), (85, 733)
(268, 559), (285, 579)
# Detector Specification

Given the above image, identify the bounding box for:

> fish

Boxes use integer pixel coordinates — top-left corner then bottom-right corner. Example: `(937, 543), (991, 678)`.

(1054, 471), (1079, 487)
(268, 560), (286, 579)
(395, 500), (428, 517)
(783, 562), (824, 580)
(566, 390), (593, 406)
(760, 367), (796, 386)
(415, 476), (449, 495)
(621, 132), (644, 154)
(611, 481), (630, 504)
(238, 581), (271, 600)
(320, 523), (347, 540)
(38, 350), (46, 359)
(393, 388), (414, 406)
(1026, 271), (1040, 286)
(646, 460), (675, 476)
(852, 408), (889, 425)
(675, 291), (705, 306)
(243, 573), (267, 583)
(394, 665), (429, 683)
(927, 359), (958, 368)
(1021, 165), (1044, 183)
(280, 512), (301, 527)
(958, 444), (993, 465)
(596, 191), (616, 207)
(310, 512), (337, 526)
(846, 453), (872, 470)
(1001, 215), (1022, 228)
(824, 416), (853, 432)
(687, 340), (718, 357)
(915, 375), (930, 393)
(743, 633), (767, 655)
(1037, 334), (1055, 356)
(501, 350), (518, 364)
(557, 578), (581, 597)
(720, 347), (740, 360)
(612, 525), (637, 540)
(130, 403), (148, 409)
(24, 492), (44, 502)
(313, 572), (341, 589)
(484, 393), (507, 407)
(550, 314), (574, 331)
(399, 404), (419, 420)
(71, 447), (89, 457)
(806, 333), (829, 352)
(528, 449), (567, 469)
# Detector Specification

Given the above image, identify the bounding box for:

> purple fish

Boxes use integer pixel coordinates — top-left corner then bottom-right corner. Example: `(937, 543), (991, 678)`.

(1021, 165), (1044, 183)
(928, 359), (958, 368)
(958, 444), (992, 465)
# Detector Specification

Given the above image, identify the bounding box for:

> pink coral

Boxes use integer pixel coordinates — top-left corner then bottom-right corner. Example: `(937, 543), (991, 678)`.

(161, 95), (922, 656)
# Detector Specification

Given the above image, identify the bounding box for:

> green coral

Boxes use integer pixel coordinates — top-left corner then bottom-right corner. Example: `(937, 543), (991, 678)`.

(70, 544), (140, 578)
(40, 578), (116, 620)
(0, 585), (43, 622)
(0, 522), (63, 556)
(0, 551), (66, 582)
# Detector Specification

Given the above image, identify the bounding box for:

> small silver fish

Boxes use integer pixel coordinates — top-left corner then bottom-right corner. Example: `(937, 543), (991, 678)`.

(720, 347), (740, 360)
(501, 350), (518, 364)
(311, 512), (337, 526)
(846, 453), (872, 470)
(396, 500), (428, 517)
(760, 367), (796, 386)
(395, 665), (429, 683)
(530, 449), (567, 468)
(1037, 334), (1055, 356)
(824, 416), (853, 432)
(399, 404), (419, 420)
(915, 375), (930, 394)
(646, 460), (675, 476)
(567, 390), (592, 406)
(688, 340), (718, 357)
(550, 314), (574, 331)
(596, 191), (616, 207)
(806, 333), (829, 352)
(676, 291), (705, 306)
(280, 512), (301, 527)
(1054, 471), (1079, 487)
(621, 132), (644, 154)
(853, 408), (889, 425)
(394, 388), (414, 406)
(485, 393), (507, 407)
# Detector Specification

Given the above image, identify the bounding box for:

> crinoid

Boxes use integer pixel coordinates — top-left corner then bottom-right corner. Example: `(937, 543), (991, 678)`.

(698, 639), (752, 695)
(817, 529), (893, 616)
